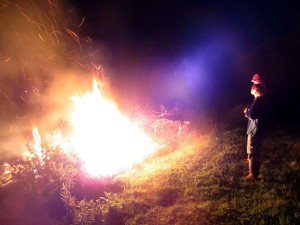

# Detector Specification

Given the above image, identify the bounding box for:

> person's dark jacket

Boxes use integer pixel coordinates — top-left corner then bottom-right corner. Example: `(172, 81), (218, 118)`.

(245, 95), (267, 137)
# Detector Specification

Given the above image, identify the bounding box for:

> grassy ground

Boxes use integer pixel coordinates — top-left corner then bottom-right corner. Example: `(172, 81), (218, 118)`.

(110, 126), (300, 225)
(1, 125), (300, 225)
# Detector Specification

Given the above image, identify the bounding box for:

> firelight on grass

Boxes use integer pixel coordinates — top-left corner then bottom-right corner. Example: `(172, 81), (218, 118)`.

(69, 79), (154, 177)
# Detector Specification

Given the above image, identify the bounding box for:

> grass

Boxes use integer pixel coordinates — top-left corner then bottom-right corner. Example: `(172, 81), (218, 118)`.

(106, 126), (300, 225)
(1, 124), (300, 225)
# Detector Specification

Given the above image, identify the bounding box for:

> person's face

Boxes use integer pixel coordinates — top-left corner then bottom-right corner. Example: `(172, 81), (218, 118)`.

(251, 88), (256, 96)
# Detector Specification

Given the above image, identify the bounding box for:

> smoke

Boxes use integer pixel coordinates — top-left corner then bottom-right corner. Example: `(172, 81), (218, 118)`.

(0, 0), (108, 159)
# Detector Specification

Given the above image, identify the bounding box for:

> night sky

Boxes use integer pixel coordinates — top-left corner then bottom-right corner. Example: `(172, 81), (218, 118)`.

(66, 0), (300, 126)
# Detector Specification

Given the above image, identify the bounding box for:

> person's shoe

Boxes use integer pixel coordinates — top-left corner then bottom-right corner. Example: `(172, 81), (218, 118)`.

(242, 173), (257, 180)
(245, 174), (255, 180)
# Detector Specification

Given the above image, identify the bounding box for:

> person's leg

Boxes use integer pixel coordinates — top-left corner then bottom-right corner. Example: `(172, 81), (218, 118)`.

(246, 135), (255, 179)
(251, 136), (263, 178)
(252, 157), (260, 178)
(246, 135), (263, 179)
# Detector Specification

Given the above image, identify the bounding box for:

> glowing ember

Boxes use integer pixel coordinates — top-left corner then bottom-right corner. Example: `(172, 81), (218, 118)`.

(69, 79), (154, 176)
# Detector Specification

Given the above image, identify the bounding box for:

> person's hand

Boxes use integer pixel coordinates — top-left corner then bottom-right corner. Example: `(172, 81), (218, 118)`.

(244, 108), (249, 118)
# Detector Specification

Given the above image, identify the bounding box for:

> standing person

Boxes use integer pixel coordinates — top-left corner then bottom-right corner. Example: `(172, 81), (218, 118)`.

(243, 83), (267, 180)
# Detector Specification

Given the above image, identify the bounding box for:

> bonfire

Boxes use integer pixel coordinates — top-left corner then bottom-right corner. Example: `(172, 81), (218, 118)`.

(0, 0), (191, 181)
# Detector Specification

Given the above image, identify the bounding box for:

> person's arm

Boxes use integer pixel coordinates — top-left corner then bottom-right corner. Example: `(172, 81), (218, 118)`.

(244, 107), (251, 118)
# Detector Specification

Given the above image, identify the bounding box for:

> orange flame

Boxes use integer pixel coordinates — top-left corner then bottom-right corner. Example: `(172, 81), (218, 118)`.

(69, 79), (154, 176)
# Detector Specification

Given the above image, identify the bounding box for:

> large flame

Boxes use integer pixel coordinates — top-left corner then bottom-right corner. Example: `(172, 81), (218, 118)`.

(69, 79), (154, 177)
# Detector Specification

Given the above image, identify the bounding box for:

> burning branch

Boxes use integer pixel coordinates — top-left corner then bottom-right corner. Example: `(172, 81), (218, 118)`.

(32, 126), (44, 165)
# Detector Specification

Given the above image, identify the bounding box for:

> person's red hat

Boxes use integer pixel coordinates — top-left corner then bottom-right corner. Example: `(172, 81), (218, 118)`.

(251, 73), (263, 84)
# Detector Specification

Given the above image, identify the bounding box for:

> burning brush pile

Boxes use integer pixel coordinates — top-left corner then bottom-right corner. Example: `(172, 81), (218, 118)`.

(0, 79), (192, 224)
(1, 78), (191, 180)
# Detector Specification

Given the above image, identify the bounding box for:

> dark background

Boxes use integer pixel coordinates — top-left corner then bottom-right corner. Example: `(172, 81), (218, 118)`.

(59, 1), (300, 125)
